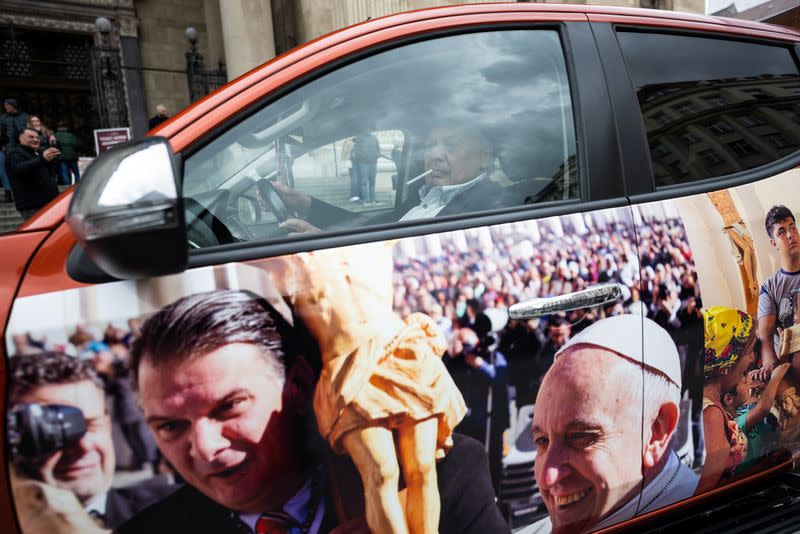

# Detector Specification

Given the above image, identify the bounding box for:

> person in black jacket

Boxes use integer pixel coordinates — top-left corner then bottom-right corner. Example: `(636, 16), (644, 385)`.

(8, 352), (176, 530)
(0, 98), (29, 202)
(268, 124), (511, 234)
(119, 289), (509, 534)
(149, 104), (170, 130)
(5, 127), (60, 220)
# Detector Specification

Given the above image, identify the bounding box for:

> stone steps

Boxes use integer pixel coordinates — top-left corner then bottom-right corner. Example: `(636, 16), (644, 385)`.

(0, 186), (71, 233)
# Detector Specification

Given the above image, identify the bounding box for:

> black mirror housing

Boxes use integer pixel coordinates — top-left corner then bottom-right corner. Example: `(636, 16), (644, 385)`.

(66, 137), (187, 279)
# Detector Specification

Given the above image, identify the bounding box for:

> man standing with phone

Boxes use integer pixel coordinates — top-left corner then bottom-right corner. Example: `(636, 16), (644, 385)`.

(6, 127), (60, 220)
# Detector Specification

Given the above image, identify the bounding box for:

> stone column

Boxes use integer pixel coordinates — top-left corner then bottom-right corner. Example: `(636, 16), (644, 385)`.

(203, 0), (225, 67)
(219, 0), (276, 80)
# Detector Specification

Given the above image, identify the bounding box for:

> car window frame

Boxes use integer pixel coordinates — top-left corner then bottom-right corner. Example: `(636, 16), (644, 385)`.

(67, 20), (630, 283)
(600, 23), (800, 198)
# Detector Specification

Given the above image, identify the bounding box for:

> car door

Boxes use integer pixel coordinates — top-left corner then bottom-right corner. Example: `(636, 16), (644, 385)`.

(3, 10), (656, 534)
(594, 12), (800, 527)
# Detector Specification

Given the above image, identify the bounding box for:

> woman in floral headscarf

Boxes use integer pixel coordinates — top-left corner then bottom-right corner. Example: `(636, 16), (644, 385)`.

(696, 306), (755, 493)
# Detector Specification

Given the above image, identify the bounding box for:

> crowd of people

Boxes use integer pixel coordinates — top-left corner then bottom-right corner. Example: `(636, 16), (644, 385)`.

(392, 212), (702, 399)
(388, 212), (706, 501)
(0, 97), (170, 222)
(0, 98), (83, 220)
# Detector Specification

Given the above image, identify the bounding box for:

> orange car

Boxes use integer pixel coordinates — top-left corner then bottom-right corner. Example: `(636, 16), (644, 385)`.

(5, 3), (800, 533)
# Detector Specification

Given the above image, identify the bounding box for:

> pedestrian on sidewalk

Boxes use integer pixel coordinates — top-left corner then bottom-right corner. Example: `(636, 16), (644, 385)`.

(148, 104), (169, 130)
(54, 122), (81, 185)
(0, 98), (29, 203)
(5, 127), (60, 221)
(352, 130), (381, 206)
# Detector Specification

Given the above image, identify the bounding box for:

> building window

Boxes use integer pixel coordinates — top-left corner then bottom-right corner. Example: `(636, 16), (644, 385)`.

(700, 149), (723, 166)
(742, 88), (768, 99)
(652, 111), (671, 126)
(782, 108), (800, 124)
(765, 133), (791, 149)
(728, 139), (757, 157)
(704, 95), (728, 107)
(706, 120), (733, 136)
(680, 131), (699, 145)
(735, 114), (763, 127)
(651, 143), (670, 159)
(673, 102), (701, 116)
(670, 161), (689, 178)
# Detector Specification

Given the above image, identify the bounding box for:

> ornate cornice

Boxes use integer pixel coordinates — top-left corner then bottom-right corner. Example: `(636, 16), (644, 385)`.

(118, 15), (138, 38)
(52, 0), (134, 7)
(0, 14), (95, 33)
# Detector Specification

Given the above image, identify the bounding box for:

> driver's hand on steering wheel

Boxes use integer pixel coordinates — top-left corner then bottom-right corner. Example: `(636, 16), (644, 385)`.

(270, 181), (312, 216)
(280, 217), (321, 236)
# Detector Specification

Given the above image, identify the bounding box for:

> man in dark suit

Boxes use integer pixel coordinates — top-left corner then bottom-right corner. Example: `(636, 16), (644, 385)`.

(270, 124), (510, 234)
(148, 104), (169, 130)
(119, 289), (509, 533)
(8, 351), (176, 529)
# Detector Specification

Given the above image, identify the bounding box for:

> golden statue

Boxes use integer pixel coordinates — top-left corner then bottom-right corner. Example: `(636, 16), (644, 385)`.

(272, 243), (467, 534)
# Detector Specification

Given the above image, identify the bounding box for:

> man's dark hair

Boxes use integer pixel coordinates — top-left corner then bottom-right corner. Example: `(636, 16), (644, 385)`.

(9, 351), (103, 403)
(548, 315), (570, 329)
(765, 205), (795, 238)
(18, 127), (37, 138)
(130, 290), (297, 389)
(466, 298), (482, 313)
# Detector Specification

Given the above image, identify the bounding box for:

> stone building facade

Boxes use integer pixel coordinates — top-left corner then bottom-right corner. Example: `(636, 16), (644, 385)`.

(0, 0), (702, 152)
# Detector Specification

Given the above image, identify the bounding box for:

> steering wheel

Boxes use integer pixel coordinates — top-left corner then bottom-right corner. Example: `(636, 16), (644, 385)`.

(253, 179), (300, 238)
(256, 179), (293, 223)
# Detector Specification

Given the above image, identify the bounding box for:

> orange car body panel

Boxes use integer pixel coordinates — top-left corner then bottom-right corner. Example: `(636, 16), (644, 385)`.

(0, 231), (50, 534)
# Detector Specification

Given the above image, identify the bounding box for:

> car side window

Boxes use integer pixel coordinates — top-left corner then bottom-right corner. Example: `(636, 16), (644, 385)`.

(182, 29), (579, 248)
(617, 30), (800, 187)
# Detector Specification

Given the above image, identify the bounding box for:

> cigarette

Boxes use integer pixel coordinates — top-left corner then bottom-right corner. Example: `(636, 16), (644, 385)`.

(407, 169), (432, 185)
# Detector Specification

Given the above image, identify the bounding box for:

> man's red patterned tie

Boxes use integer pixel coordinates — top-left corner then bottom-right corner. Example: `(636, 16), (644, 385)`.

(255, 512), (293, 534)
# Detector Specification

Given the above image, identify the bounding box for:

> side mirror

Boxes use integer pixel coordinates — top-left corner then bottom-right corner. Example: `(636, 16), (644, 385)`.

(66, 137), (187, 279)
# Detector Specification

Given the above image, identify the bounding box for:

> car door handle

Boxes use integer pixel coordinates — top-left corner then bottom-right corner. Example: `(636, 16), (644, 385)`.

(508, 283), (623, 319)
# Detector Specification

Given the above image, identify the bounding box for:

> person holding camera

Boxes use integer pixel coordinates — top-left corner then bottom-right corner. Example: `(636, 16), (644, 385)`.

(5, 127), (60, 220)
(8, 352), (175, 530)
(444, 326), (509, 492)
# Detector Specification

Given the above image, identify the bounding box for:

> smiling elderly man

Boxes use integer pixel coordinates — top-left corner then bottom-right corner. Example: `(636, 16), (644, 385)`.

(522, 315), (698, 534)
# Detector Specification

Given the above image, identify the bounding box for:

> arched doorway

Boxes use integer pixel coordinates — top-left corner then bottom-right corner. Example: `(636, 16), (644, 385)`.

(0, 24), (98, 156)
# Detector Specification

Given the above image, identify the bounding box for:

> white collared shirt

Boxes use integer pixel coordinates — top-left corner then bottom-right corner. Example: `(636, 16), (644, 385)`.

(239, 473), (325, 534)
(400, 173), (487, 221)
(84, 492), (108, 518)
(519, 451), (698, 534)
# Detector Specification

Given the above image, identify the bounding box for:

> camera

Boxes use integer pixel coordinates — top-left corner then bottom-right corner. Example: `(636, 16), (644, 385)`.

(7, 403), (87, 461)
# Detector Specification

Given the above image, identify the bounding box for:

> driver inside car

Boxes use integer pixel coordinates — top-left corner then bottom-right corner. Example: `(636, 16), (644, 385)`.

(261, 124), (511, 234)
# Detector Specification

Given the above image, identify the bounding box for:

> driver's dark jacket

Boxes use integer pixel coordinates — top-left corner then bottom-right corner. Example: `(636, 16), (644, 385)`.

(306, 176), (509, 229)
(117, 433), (510, 534)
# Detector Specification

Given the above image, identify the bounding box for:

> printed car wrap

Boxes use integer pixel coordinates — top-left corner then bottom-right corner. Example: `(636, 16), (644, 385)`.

(648, 168), (800, 497)
(4, 201), (707, 533)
